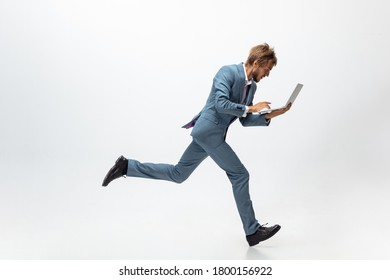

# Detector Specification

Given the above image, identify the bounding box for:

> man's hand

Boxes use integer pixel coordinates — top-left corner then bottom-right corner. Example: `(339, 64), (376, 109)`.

(265, 103), (292, 120)
(248, 101), (271, 113)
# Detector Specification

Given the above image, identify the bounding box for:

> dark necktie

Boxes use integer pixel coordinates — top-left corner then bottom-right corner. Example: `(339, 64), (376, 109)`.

(241, 84), (250, 104)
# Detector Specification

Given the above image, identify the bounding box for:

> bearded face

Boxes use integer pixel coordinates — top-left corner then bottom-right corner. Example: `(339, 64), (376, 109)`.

(252, 60), (274, 83)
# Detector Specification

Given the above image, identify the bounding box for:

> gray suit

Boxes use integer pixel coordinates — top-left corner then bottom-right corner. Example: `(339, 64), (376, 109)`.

(126, 63), (270, 235)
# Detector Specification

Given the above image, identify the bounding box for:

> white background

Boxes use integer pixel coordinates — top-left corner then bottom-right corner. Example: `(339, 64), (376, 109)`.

(1, 0), (390, 259)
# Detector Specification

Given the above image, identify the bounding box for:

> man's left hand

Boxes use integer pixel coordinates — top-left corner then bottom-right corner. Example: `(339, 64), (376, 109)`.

(265, 103), (292, 120)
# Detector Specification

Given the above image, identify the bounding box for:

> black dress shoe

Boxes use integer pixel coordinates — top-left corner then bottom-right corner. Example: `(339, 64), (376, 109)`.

(246, 224), (281, 246)
(102, 156), (128, 187)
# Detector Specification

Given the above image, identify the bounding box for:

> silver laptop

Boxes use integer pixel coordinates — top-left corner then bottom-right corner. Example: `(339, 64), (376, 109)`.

(259, 83), (303, 114)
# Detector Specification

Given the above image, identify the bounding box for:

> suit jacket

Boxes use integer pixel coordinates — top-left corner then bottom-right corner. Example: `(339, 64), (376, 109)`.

(182, 63), (270, 147)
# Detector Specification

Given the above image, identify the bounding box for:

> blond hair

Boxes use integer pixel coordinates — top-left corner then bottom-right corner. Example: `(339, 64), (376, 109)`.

(245, 43), (277, 67)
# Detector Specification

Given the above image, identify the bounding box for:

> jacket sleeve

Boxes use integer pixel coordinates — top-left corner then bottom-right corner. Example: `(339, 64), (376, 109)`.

(213, 67), (247, 117)
(239, 113), (271, 127)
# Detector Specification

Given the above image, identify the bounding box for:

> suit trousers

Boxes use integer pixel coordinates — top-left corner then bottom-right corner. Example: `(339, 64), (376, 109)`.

(126, 138), (260, 235)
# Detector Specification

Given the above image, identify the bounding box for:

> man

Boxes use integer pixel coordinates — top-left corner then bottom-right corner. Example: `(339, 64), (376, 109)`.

(102, 43), (291, 246)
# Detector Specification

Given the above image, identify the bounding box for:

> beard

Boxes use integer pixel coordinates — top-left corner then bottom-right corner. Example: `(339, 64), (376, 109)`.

(252, 68), (261, 83)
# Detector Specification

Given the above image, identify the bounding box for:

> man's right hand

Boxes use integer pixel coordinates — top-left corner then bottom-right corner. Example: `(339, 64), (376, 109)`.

(248, 101), (271, 113)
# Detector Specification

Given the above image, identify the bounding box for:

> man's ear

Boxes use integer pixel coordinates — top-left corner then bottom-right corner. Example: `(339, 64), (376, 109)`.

(253, 60), (264, 68)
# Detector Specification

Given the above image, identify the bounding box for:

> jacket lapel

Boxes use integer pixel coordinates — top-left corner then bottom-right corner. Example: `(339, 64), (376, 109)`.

(237, 63), (246, 103)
